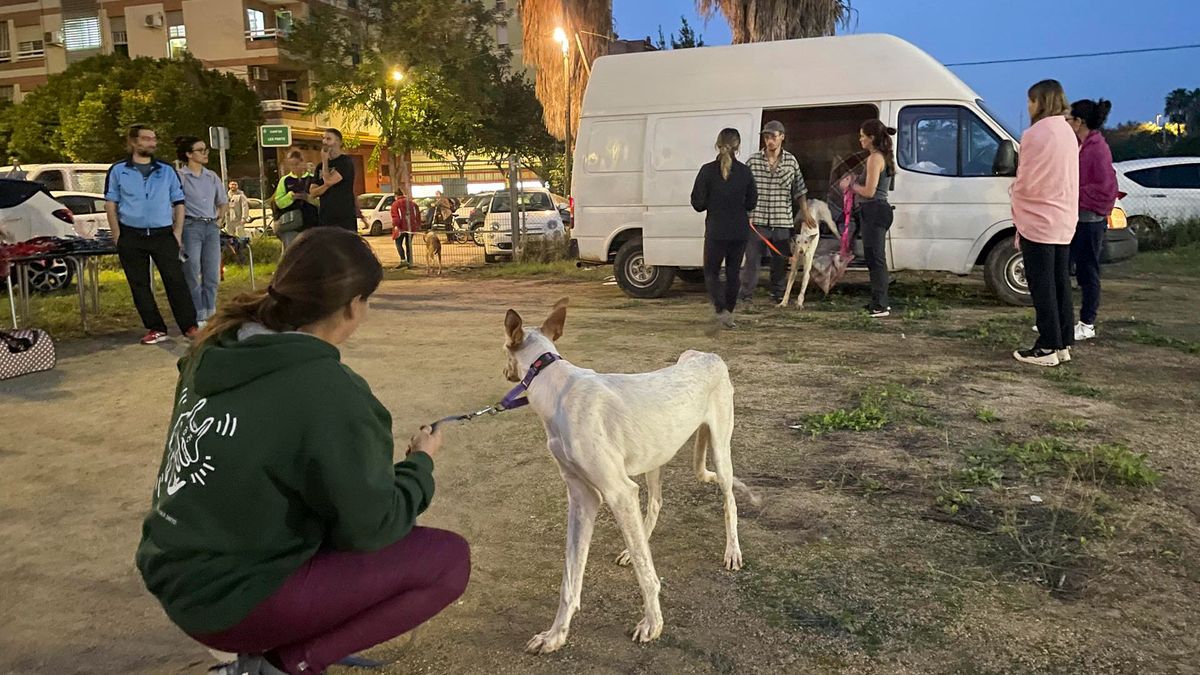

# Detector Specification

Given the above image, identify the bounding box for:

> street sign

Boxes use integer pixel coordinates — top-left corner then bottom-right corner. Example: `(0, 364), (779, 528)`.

(208, 126), (230, 150)
(259, 125), (292, 147)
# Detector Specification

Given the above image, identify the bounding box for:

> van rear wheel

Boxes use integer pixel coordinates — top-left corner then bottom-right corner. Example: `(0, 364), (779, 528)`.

(613, 238), (675, 298)
(983, 238), (1033, 307)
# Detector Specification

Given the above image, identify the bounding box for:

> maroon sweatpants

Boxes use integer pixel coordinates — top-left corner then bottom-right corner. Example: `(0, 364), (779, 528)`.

(192, 527), (471, 674)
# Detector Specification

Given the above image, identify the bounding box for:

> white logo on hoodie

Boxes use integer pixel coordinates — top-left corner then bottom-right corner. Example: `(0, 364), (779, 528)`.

(157, 388), (239, 499)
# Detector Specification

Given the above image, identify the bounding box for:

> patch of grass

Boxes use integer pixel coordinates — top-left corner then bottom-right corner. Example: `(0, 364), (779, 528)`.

(934, 314), (1033, 349)
(1124, 330), (1200, 355)
(1128, 241), (1200, 278)
(794, 383), (929, 436)
(1, 263), (275, 340)
(464, 259), (608, 280)
(1042, 367), (1106, 399)
(1069, 443), (1161, 488)
(1046, 417), (1091, 434)
(975, 407), (999, 424)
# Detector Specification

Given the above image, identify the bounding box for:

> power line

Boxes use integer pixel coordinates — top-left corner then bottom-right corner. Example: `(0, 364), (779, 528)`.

(946, 43), (1200, 67)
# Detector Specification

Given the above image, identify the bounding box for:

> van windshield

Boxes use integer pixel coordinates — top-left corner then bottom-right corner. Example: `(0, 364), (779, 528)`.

(976, 99), (1021, 140)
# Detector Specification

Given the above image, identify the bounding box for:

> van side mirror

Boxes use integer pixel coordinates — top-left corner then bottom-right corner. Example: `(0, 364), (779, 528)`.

(993, 140), (1018, 177)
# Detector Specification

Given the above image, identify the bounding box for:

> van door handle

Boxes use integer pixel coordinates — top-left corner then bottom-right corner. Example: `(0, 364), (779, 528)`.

(1150, 194), (1167, 198)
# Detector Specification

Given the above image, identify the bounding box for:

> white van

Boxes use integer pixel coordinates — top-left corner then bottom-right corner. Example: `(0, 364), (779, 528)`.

(0, 163), (112, 194)
(568, 34), (1136, 305)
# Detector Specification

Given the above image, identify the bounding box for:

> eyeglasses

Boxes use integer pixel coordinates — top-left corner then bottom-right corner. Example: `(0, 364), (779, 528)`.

(191, 147), (209, 153)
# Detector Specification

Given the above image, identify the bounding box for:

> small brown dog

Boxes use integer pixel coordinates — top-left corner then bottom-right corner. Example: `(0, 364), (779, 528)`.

(423, 230), (443, 276)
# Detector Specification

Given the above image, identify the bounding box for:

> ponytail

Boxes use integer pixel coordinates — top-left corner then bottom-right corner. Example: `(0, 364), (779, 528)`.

(861, 120), (897, 174)
(714, 128), (742, 180)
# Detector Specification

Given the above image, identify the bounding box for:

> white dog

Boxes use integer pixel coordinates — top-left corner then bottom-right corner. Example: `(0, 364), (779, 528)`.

(503, 298), (758, 654)
(778, 199), (841, 308)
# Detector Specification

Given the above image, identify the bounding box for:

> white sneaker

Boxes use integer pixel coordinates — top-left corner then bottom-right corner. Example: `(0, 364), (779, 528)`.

(1074, 322), (1096, 341)
(1057, 348), (1071, 363)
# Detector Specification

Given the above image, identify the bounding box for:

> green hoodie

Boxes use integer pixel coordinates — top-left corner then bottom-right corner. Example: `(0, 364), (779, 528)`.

(135, 327), (435, 635)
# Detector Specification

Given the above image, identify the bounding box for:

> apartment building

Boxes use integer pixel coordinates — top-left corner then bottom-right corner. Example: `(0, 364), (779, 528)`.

(0, 0), (534, 194)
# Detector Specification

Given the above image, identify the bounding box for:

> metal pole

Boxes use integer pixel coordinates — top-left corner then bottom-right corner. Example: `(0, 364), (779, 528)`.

(563, 48), (571, 196)
(219, 147), (228, 187)
(508, 155), (521, 259)
(257, 129), (267, 228)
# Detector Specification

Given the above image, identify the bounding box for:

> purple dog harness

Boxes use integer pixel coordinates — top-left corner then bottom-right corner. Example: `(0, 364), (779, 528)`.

(430, 352), (561, 431)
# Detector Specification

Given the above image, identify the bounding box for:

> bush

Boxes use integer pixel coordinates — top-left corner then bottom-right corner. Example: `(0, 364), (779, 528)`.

(516, 234), (573, 264)
(248, 234), (282, 264)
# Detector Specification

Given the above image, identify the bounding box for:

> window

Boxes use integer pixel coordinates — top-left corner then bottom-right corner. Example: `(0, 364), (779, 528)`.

(37, 170), (66, 191)
(75, 171), (108, 194)
(898, 106), (1004, 177)
(247, 9), (266, 38)
(276, 10), (294, 37)
(0, 85), (14, 103)
(1157, 164), (1200, 190)
(168, 24), (187, 58)
(63, 17), (102, 51)
(58, 196), (95, 215)
(357, 195), (382, 210)
(0, 21), (10, 59)
(17, 39), (45, 59)
(1125, 168), (1159, 188)
(381, 196), (396, 208)
(281, 79), (300, 102)
(496, 1), (509, 45)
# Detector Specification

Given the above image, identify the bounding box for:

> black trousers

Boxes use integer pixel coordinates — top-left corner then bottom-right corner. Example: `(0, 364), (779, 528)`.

(117, 226), (198, 334)
(1022, 238), (1074, 351)
(860, 200), (893, 311)
(394, 233), (413, 262)
(704, 237), (748, 313)
(1070, 221), (1106, 325)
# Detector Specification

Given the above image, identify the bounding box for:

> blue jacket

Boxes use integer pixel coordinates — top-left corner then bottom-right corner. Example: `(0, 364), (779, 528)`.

(105, 157), (186, 229)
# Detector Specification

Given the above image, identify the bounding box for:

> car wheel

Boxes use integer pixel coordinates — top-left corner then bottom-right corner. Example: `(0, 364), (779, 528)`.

(1127, 216), (1163, 248)
(613, 237), (675, 299)
(370, 220), (384, 237)
(983, 237), (1032, 307)
(26, 257), (74, 293)
(471, 225), (485, 247)
(676, 269), (706, 284)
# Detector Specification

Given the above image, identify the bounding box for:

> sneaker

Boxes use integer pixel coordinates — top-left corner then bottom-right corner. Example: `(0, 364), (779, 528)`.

(720, 311), (738, 329)
(1074, 322), (1096, 341)
(140, 330), (169, 345)
(1013, 347), (1060, 367)
(1057, 348), (1071, 363)
(197, 320), (208, 330)
(869, 306), (891, 318)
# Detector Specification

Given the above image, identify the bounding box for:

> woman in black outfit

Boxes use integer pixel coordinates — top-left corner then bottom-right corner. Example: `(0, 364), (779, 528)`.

(691, 128), (758, 329)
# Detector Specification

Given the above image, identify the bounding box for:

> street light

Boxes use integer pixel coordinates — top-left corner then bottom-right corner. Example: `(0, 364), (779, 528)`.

(391, 68), (404, 83)
(553, 27), (571, 196)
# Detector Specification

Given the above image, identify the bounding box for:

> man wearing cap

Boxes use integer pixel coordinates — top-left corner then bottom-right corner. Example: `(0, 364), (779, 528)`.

(739, 120), (815, 305)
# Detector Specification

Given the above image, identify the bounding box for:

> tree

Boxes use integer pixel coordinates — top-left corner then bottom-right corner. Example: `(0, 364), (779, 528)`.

(0, 101), (15, 162)
(7, 54), (261, 164)
(696, 0), (853, 43)
(284, 0), (507, 192)
(656, 16), (705, 49)
(479, 73), (564, 191)
(519, 0), (613, 140)
(1165, 88), (1199, 136)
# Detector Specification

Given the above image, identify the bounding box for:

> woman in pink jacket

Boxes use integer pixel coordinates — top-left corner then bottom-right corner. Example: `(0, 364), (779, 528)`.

(1067, 99), (1118, 341)
(1011, 80), (1079, 367)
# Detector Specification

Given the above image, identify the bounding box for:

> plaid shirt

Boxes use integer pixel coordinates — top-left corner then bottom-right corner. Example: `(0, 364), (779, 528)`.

(747, 150), (806, 228)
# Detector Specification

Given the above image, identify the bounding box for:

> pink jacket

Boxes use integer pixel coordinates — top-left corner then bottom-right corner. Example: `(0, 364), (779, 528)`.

(1011, 116), (1079, 244)
(1079, 130), (1118, 216)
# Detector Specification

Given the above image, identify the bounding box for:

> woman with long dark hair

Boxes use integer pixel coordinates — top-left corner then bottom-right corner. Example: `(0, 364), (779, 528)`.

(1011, 79), (1080, 367)
(850, 120), (897, 317)
(1066, 99), (1118, 341)
(176, 136), (228, 325)
(136, 228), (470, 674)
(691, 128), (758, 329)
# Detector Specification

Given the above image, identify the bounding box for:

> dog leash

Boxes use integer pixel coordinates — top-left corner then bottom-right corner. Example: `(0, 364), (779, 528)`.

(748, 221), (786, 257)
(429, 352), (561, 432)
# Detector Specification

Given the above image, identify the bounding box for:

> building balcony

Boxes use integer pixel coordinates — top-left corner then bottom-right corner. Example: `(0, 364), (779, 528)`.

(16, 47), (45, 61)
(246, 28), (284, 41)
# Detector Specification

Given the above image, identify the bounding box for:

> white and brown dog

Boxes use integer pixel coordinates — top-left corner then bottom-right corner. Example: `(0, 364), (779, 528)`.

(778, 199), (841, 308)
(503, 298), (758, 654)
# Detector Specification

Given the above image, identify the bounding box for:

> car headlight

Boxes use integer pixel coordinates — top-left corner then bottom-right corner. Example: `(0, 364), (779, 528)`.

(490, 223), (500, 231)
(547, 219), (560, 229)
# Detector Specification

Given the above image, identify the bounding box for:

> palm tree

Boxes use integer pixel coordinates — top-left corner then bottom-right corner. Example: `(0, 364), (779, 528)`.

(1165, 88), (1199, 136)
(519, 0), (613, 141)
(696, 0), (853, 43)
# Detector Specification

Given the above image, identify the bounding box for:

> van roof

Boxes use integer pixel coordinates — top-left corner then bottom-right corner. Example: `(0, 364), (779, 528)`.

(582, 34), (979, 117)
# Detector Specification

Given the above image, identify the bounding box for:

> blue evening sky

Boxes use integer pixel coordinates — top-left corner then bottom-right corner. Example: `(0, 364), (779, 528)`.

(612, 0), (1200, 130)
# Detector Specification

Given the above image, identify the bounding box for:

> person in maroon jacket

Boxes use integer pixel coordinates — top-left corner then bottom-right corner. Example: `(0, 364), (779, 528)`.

(389, 187), (421, 269)
(1066, 99), (1118, 342)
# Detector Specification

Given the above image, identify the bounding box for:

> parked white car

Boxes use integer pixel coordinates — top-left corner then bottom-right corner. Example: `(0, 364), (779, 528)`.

(52, 192), (111, 238)
(357, 193), (394, 236)
(481, 189), (566, 262)
(569, 34), (1136, 305)
(1, 179), (79, 292)
(1, 163), (111, 194)
(1114, 157), (1200, 239)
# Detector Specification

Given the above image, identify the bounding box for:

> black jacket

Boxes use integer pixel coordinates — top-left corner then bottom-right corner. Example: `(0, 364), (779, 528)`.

(690, 159), (758, 240)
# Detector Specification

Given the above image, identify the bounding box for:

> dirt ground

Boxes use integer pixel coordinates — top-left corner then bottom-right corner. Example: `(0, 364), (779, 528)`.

(1, 261), (1198, 675)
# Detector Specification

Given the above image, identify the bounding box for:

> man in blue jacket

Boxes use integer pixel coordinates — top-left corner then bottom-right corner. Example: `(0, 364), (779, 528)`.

(105, 124), (199, 345)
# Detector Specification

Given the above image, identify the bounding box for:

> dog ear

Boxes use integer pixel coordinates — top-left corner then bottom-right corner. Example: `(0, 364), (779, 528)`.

(505, 309), (524, 347)
(541, 297), (569, 341)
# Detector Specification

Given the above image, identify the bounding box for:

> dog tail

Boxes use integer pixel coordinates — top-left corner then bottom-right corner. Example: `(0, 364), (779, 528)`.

(732, 476), (762, 507)
(695, 424), (762, 507)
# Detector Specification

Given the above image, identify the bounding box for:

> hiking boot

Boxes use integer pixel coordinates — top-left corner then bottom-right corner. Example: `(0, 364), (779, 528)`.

(1074, 322), (1096, 341)
(1013, 348), (1060, 367)
(140, 330), (169, 345)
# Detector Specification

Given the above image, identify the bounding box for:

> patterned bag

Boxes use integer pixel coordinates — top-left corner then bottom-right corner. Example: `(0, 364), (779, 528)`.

(0, 329), (57, 381)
